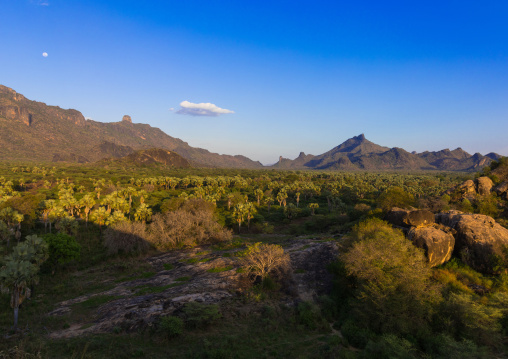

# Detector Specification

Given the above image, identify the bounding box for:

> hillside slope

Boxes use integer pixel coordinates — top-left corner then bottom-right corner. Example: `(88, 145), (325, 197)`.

(0, 85), (262, 168)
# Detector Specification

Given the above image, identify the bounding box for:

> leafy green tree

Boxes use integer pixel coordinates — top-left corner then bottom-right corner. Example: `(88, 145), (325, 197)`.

(377, 186), (415, 211)
(342, 218), (440, 335)
(0, 235), (48, 330)
(284, 203), (299, 220)
(43, 233), (81, 272)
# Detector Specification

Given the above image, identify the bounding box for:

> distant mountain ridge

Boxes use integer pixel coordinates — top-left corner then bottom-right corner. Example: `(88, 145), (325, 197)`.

(273, 134), (500, 172)
(0, 84), (501, 171)
(0, 85), (263, 168)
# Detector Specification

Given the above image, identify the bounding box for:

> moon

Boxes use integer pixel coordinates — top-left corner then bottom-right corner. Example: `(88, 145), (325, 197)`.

(42, 52), (48, 57)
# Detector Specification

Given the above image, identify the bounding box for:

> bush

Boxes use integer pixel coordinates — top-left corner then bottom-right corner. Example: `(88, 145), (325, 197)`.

(362, 334), (416, 359)
(183, 302), (221, 329)
(159, 316), (184, 338)
(240, 242), (291, 282)
(55, 216), (79, 236)
(103, 221), (151, 255)
(341, 218), (440, 335)
(340, 319), (375, 349)
(377, 186), (415, 211)
(297, 301), (327, 330)
(42, 233), (81, 270)
(149, 200), (232, 250)
(435, 292), (503, 346)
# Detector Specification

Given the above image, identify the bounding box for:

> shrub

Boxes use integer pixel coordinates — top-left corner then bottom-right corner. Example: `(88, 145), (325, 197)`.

(42, 233), (81, 270)
(297, 301), (327, 330)
(183, 302), (221, 329)
(377, 186), (415, 211)
(55, 216), (79, 236)
(341, 218), (440, 335)
(149, 200), (232, 250)
(159, 316), (184, 338)
(103, 221), (151, 255)
(362, 334), (416, 359)
(240, 242), (291, 281)
(436, 292), (503, 346)
(340, 319), (375, 349)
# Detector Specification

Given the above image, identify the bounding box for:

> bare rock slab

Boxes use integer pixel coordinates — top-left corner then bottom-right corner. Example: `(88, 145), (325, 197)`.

(437, 212), (508, 273)
(408, 225), (455, 267)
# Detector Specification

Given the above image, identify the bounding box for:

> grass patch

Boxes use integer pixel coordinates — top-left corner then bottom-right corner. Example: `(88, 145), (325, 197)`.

(207, 266), (233, 273)
(73, 295), (122, 310)
(294, 269), (306, 274)
(163, 263), (175, 270)
(175, 276), (191, 282)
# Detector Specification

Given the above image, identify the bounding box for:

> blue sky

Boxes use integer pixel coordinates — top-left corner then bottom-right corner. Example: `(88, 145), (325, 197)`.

(1, 0), (507, 164)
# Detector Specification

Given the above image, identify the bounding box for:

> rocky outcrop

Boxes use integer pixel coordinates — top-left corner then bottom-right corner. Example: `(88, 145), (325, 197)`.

(386, 208), (434, 228)
(494, 181), (508, 199)
(48, 237), (338, 338)
(122, 115), (132, 123)
(476, 176), (494, 196)
(457, 180), (476, 196)
(437, 212), (508, 273)
(408, 225), (455, 267)
(0, 105), (32, 126)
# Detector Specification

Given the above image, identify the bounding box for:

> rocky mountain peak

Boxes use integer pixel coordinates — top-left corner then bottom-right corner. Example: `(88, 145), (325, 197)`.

(122, 115), (132, 123)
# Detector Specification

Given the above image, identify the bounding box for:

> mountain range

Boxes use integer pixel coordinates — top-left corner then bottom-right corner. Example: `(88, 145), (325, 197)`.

(273, 134), (501, 171)
(0, 85), (502, 171)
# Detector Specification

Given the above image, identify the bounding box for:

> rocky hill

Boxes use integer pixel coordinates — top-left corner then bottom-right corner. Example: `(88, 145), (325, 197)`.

(0, 85), (263, 168)
(273, 134), (499, 172)
(98, 148), (191, 168)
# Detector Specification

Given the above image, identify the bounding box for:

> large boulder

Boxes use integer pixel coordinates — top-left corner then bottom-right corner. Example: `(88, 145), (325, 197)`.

(494, 181), (508, 199)
(385, 207), (409, 227)
(475, 176), (494, 196)
(408, 225), (455, 267)
(437, 212), (508, 273)
(386, 208), (434, 228)
(457, 180), (476, 196)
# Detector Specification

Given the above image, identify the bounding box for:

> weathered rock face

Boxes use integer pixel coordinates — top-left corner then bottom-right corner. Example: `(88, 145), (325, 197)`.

(385, 207), (409, 227)
(408, 225), (455, 267)
(122, 115), (132, 123)
(405, 210), (435, 227)
(494, 181), (508, 199)
(47, 237), (338, 338)
(0, 105), (32, 126)
(386, 208), (434, 228)
(457, 180), (476, 196)
(437, 212), (508, 273)
(476, 176), (494, 196)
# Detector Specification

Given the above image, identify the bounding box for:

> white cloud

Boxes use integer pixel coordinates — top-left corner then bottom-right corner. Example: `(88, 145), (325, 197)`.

(42, 52), (48, 57)
(176, 100), (234, 117)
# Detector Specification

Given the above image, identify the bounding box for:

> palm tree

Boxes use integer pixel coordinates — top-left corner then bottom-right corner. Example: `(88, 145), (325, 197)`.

(134, 203), (152, 224)
(0, 236), (48, 331)
(254, 189), (264, 206)
(245, 202), (257, 230)
(80, 194), (96, 227)
(233, 203), (247, 234)
(309, 203), (319, 216)
(91, 207), (109, 231)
